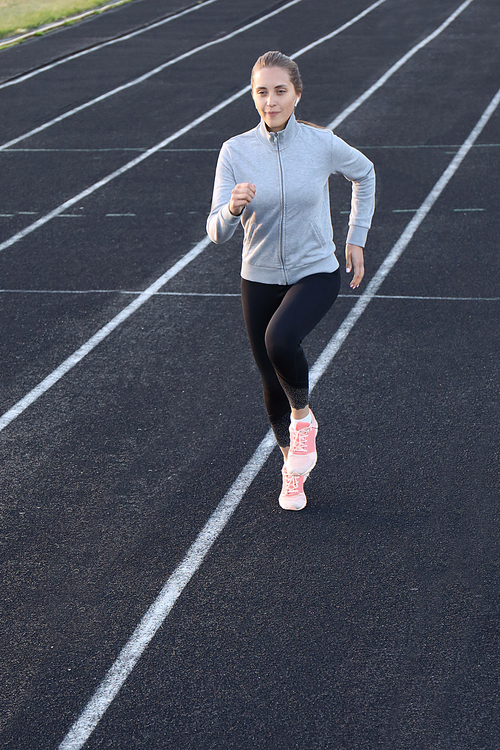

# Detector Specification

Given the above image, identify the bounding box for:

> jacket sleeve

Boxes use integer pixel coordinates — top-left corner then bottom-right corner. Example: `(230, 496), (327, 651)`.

(206, 143), (242, 244)
(330, 133), (376, 248)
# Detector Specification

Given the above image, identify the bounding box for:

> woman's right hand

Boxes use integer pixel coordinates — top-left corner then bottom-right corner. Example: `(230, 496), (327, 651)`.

(229, 183), (256, 216)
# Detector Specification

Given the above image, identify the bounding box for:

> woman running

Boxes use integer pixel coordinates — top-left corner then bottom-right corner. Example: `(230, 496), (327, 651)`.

(207, 51), (375, 511)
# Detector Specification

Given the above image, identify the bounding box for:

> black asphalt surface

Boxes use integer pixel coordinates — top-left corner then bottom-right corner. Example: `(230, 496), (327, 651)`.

(1, 0), (499, 748)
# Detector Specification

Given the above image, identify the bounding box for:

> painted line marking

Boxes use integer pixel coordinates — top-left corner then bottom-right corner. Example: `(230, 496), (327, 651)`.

(1, 148), (221, 152)
(0, 289), (242, 297)
(0, 0), (388, 256)
(2, 205), (482, 220)
(354, 294), (500, 301)
(327, 0), (475, 130)
(2, 144), (499, 153)
(360, 143), (500, 150)
(0, 289), (497, 301)
(0, 0), (308, 151)
(0, 0), (222, 84)
(56, 81), (500, 750)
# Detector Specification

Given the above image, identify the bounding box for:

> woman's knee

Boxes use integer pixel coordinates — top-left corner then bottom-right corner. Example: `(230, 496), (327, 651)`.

(264, 324), (297, 369)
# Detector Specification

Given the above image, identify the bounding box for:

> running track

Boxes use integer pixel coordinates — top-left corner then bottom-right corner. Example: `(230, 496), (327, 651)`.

(0, 0), (499, 748)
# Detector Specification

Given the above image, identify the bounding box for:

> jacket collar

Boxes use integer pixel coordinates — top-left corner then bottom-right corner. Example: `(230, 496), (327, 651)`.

(256, 113), (299, 149)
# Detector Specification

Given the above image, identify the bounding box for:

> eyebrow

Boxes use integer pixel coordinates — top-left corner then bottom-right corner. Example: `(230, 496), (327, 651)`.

(255, 83), (290, 91)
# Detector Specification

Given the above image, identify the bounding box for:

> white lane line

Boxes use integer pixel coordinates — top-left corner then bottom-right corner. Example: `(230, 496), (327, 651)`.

(57, 83), (500, 750)
(1, 204), (479, 222)
(346, 294), (500, 301)
(4, 144), (500, 153)
(0, 289), (241, 296)
(0, 0), (221, 86)
(0, 0), (388, 255)
(361, 143), (500, 150)
(2, 148), (221, 152)
(0, 236), (210, 433)
(0, 289), (498, 301)
(327, 0), (475, 130)
(0, 0), (307, 151)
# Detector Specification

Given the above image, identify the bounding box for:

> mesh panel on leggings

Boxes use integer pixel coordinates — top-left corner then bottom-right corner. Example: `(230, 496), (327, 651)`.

(271, 411), (291, 448)
(276, 373), (309, 411)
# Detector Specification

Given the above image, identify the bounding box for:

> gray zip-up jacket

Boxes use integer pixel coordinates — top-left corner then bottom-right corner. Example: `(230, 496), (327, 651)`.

(207, 114), (375, 285)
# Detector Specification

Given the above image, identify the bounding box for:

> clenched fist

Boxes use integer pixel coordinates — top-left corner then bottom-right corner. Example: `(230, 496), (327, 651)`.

(229, 183), (256, 216)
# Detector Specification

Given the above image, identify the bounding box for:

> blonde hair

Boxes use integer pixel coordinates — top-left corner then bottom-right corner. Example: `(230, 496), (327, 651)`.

(251, 51), (302, 95)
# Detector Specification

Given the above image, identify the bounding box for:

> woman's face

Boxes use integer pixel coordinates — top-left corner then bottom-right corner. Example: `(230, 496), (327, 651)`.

(252, 66), (300, 132)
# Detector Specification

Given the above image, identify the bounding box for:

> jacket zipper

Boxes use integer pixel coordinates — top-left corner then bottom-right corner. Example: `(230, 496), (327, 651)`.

(275, 132), (288, 284)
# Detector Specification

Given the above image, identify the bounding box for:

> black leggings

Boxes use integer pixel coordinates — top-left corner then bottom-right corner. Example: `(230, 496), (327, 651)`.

(241, 269), (341, 447)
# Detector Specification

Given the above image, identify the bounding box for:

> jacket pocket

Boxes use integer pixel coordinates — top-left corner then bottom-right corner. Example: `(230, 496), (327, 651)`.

(309, 220), (326, 245)
(243, 221), (257, 250)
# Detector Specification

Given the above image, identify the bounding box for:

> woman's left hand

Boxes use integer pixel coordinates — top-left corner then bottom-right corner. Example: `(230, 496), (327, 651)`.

(345, 244), (365, 289)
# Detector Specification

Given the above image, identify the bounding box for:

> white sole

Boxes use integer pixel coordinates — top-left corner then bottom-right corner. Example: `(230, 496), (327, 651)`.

(279, 497), (307, 511)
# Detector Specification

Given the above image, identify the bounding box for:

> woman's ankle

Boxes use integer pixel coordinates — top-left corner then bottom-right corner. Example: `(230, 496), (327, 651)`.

(291, 406), (310, 421)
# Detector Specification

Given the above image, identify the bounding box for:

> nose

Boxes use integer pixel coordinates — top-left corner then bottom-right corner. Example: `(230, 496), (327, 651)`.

(266, 93), (276, 108)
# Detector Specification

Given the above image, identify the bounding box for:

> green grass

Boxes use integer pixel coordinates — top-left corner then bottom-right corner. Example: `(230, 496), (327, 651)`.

(0, 0), (132, 40)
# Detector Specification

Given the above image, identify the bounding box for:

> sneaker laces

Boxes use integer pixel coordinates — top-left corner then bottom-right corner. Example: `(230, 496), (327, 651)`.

(283, 471), (301, 495)
(290, 424), (310, 454)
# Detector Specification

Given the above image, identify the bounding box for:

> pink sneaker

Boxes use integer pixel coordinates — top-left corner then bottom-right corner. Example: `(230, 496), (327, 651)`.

(287, 410), (318, 476)
(279, 464), (307, 511)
